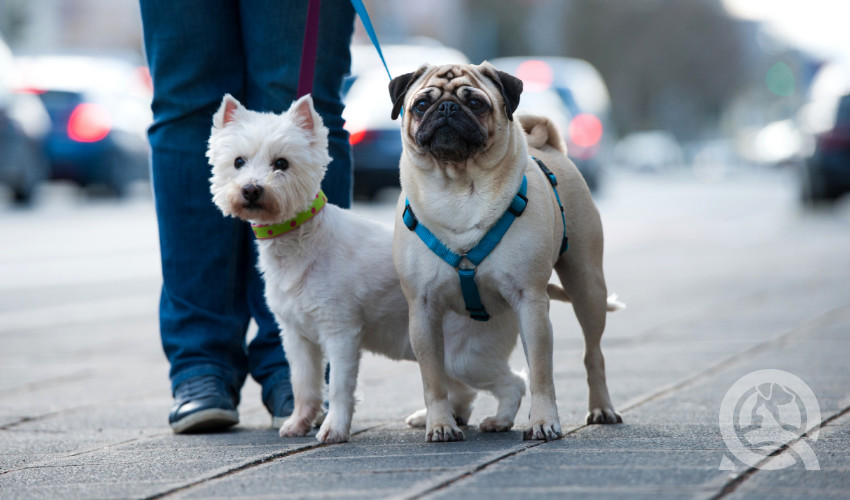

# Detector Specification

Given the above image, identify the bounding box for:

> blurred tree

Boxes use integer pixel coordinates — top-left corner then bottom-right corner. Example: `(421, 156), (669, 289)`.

(458, 0), (754, 140)
(558, 0), (753, 140)
(0, 0), (31, 46)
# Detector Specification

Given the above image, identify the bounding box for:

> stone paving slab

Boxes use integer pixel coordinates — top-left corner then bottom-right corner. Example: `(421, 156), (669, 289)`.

(1, 172), (849, 499)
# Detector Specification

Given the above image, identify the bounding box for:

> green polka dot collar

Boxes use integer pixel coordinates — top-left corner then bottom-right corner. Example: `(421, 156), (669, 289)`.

(251, 191), (328, 239)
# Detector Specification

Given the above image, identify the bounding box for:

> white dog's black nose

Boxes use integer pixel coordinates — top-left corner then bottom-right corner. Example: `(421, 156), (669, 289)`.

(242, 184), (263, 203)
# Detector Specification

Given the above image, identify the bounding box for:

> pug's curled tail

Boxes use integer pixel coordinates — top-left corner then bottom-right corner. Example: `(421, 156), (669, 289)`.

(546, 284), (626, 312)
(517, 113), (568, 155)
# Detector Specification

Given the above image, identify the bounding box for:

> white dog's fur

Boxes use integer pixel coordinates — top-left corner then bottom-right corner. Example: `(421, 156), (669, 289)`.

(207, 94), (527, 443)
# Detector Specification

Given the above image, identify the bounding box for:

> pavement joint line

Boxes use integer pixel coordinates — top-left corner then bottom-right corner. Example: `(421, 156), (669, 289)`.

(144, 424), (384, 500)
(0, 387), (168, 431)
(709, 403), (850, 500)
(398, 425), (590, 500)
(394, 303), (850, 499)
(3, 296), (845, 492)
(0, 432), (172, 476)
(0, 369), (93, 399)
(618, 302), (850, 414)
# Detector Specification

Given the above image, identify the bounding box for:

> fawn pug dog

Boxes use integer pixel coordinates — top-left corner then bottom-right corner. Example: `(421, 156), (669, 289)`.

(389, 62), (623, 442)
(208, 94), (527, 443)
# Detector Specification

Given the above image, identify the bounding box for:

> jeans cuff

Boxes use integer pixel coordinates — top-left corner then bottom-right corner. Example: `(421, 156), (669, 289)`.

(260, 367), (293, 405)
(171, 364), (242, 401)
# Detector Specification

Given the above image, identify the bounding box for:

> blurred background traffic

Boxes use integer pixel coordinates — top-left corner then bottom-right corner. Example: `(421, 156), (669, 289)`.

(0, 0), (848, 205)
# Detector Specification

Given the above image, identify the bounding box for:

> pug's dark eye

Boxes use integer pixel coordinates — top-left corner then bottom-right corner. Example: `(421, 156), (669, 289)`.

(468, 97), (488, 113)
(414, 99), (430, 114)
(234, 157), (246, 169)
(273, 158), (289, 171)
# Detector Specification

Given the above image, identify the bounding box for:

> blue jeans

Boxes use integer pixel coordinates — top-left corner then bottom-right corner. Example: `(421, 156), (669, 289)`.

(139, 0), (354, 404)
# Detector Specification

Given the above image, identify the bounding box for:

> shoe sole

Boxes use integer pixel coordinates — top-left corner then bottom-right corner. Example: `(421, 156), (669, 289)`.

(171, 408), (239, 434)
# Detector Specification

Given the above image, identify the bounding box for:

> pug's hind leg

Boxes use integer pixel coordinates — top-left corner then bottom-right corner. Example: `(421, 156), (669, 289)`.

(555, 262), (622, 425)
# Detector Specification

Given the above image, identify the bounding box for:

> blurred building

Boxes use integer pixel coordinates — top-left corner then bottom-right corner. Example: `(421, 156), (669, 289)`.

(0, 0), (143, 59)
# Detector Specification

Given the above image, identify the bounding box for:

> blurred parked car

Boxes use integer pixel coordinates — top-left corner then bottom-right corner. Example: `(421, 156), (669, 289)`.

(802, 94), (850, 203)
(491, 57), (616, 191)
(344, 43), (469, 199)
(15, 55), (152, 196)
(0, 36), (51, 204)
(614, 130), (685, 173)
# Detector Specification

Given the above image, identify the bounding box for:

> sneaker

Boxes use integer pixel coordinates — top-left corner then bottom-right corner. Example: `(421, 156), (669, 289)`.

(169, 375), (239, 434)
(263, 381), (294, 428)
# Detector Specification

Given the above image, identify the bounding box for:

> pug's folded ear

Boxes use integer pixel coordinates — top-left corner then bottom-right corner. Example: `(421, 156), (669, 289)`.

(479, 62), (523, 121)
(388, 65), (429, 120)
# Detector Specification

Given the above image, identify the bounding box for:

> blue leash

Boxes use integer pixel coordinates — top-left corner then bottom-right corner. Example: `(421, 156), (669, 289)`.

(350, 0), (392, 81)
(349, 0), (401, 116)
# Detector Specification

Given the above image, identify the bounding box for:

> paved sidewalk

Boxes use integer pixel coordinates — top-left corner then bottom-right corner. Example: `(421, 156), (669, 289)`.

(1, 170), (849, 499)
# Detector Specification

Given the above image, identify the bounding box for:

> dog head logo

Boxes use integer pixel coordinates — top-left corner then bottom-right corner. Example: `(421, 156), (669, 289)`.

(719, 369), (820, 471)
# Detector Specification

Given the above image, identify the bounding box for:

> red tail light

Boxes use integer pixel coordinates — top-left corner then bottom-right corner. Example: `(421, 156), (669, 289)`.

(569, 113), (603, 148)
(67, 103), (112, 142)
(15, 87), (46, 95)
(516, 60), (554, 92)
(349, 129), (367, 145)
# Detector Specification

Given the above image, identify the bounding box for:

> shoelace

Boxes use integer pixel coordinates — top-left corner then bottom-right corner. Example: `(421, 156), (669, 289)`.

(176, 376), (224, 400)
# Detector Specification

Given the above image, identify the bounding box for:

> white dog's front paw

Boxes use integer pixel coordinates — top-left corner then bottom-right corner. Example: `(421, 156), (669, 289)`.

(586, 407), (623, 425)
(405, 408), (427, 428)
(279, 416), (312, 438)
(316, 421), (350, 444)
(522, 419), (563, 441)
(479, 416), (514, 433)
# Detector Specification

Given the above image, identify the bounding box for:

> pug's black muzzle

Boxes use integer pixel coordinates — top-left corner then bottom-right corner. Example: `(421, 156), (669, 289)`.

(415, 100), (487, 162)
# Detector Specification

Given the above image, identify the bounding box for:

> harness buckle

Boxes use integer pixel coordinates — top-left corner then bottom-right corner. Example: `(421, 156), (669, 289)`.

(402, 203), (418, 231)
(507, 191), (528, 217)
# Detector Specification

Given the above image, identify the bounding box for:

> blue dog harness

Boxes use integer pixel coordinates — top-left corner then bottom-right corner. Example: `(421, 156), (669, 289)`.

(403, 157), (568, 321)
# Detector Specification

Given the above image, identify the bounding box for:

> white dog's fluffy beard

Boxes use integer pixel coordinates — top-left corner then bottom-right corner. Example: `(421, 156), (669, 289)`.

(213, 175), (315, 225)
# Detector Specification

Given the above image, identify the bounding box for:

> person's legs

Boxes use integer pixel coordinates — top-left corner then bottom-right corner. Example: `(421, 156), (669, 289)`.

(239, 0), (355, 207)
(140, 0), (253, 408)
(237, 0), (355, 410)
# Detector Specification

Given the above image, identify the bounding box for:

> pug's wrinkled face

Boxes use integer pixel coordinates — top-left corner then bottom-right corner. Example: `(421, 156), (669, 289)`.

(389, 63), (523, 164)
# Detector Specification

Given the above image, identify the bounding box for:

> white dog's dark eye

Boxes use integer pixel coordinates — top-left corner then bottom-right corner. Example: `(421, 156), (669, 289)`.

(234, 157), (246, 169)
(414, 99), (429, 114)
(273, 158), (289, 171)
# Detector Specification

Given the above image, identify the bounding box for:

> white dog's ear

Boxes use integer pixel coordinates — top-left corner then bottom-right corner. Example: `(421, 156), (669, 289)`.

(289, 94), (320, 133)
(214, 94), (243, 128)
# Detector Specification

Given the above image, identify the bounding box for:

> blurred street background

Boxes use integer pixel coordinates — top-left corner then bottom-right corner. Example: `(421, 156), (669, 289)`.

(1, 1), (850, 498)
(1, 0), (850, 204)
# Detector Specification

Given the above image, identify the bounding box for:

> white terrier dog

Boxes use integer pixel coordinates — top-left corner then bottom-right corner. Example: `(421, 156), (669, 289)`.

(207, 94), (527, 443)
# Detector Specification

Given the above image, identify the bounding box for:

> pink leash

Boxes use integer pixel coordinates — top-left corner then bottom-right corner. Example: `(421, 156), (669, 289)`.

(296, 0), (322, 99)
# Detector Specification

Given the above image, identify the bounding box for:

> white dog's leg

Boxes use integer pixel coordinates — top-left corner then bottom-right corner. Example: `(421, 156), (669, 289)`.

(405, 377), (473, 429)
(474, 369), (525, 433)
(315, 333), (361, 444)
(279, 332), (324, 438)
(555, 263), (622, 425)
(515, 293), (562, 441)
(408, 301), (464, 442)
(404, 408), (427, 428)
(446, 376), (476, 426)
(445, 344), (524, 432)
